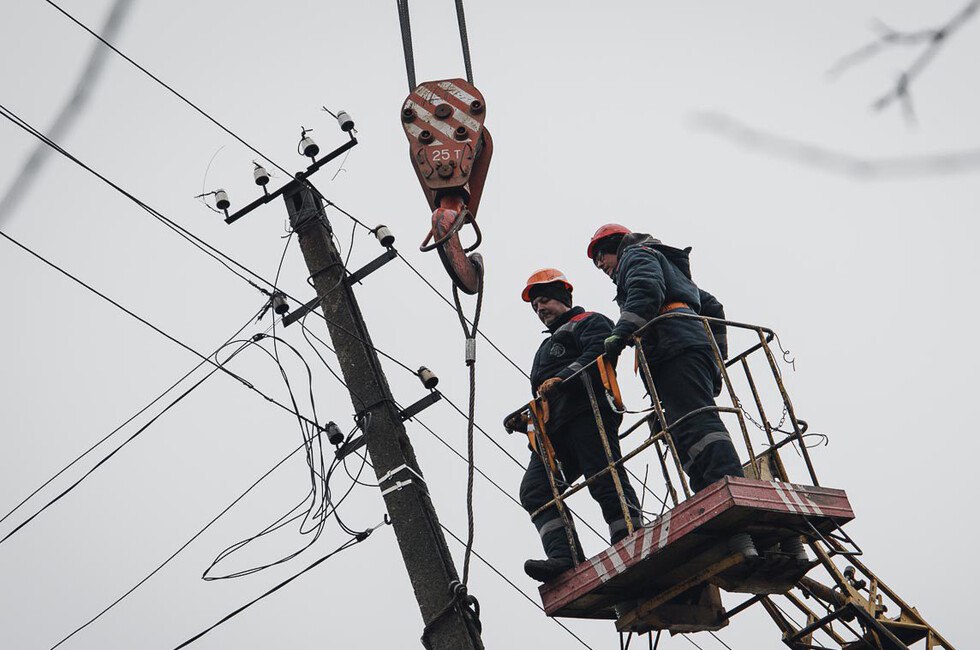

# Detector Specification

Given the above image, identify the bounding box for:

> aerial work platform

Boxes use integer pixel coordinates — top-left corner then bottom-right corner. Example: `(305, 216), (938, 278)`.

(539, 477), (854, 632)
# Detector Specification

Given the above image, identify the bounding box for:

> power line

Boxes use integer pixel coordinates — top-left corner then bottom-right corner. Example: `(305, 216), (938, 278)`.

(0, 104), (427, 395)
(393, 247), (530, 379)
(48, 435), (359, 649)
(0, 0), (134, 224)
(440, 522), (596, 650)
(173, 520), (388, 650)
(0, 323), (262, 547)
(0, 103), (276, 298)
(0, 229), (322, 432)
(42, 0), (295, 182)
(0, 311), (254, 529)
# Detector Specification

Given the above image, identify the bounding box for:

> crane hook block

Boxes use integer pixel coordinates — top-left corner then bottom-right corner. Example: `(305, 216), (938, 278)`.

(401, 79), (493, 295)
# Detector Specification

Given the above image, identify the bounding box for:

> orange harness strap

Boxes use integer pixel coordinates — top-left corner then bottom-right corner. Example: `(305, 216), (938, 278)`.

(633, 302), (692, 373)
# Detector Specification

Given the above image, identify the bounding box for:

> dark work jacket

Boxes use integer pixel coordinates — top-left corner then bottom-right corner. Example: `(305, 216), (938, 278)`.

(530, 306), (622, 433)
(646, 240), (728, 360)
(612, 234), (714, 364)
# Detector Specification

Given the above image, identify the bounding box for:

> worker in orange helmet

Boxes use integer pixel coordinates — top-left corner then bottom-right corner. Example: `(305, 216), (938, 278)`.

(509, 268), (641, 582)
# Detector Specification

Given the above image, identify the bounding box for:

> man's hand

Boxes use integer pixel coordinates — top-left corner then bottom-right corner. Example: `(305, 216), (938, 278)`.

(604, 334), (626, 358)
(537, 377), (563, 396)
(504, 412), (529, 433)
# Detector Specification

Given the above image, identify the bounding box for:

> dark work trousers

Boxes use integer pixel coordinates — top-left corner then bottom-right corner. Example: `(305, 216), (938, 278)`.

(520, 411), (642, 547)
(646, 345), (744, 493)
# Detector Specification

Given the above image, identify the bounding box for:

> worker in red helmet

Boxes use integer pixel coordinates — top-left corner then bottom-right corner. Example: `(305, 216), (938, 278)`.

(590, 226), (808, 560)
(588, 225), (746, 492)
(509, 268), (641, 582)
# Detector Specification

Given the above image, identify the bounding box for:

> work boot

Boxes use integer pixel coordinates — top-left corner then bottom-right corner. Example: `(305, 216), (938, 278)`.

(609, 517), (643, 546)
(524, 526), (580, 582)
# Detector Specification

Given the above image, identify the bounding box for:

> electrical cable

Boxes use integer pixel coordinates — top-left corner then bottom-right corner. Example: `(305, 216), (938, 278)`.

(174, 518), (389, 650)
(0, 308), (259, 529)
(42, 0), (294, 182)
(200, 335), (333, 580)
(48, 432), (320, 648)
(0, 103), (429, 407)
(298, 315), (620, 546)
(0, 103), (274, 299)
(395, 247), (530, 379)
(0, 335), (257, 547)
(439, 522), (596, 650)
(0, 0), (133, 225)
(0, 229), (322, 431)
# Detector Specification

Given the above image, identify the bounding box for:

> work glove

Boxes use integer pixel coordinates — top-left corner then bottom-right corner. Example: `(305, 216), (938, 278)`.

(504, 412), (529, 433)
(537, 377), (563, 397)
(604, 334), (627, 359)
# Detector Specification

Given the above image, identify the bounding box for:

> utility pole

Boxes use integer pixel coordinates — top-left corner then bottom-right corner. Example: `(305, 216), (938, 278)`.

(283, 182), (483, 649)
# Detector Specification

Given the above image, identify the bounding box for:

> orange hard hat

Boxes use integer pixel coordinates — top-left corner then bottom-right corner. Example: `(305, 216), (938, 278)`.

(587, 223), (632, 259)
(522, 268), (573, 302)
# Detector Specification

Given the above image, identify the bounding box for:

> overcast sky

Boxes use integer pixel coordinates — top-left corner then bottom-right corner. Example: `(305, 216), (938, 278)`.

(1, 1), (977, 648)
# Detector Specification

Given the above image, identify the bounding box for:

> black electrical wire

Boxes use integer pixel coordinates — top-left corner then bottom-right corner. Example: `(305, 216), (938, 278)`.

(0, 104), (429, 403)
(0, 308), (260, 530)
(439, 522), (596, 650)
(42, 0), (294, 182)
(200, 336), (330, 580)
(395, 246), (530, 380)
(298, 315), (612, 546)
(0, 336), (255, 548)
(0, 103), (274, 298)
(173, 520), (388, 650)
(49, 435), (331, 649)
(0, 229), (321, 431)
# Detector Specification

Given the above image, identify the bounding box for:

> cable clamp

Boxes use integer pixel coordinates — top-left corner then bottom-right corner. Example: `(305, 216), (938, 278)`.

(465, 337), (476, 365)
(378, 463), (425, 485)
(380, 479), (413, 496)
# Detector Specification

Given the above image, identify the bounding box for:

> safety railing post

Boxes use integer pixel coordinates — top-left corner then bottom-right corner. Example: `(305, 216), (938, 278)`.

(528, 404), (582, 565)
(581, 374), (635, 538)
(701, 319), (761, 480)
(739, 356), (790, 482)
(756, 328), (819, 486)
(635, 337), (691, 499)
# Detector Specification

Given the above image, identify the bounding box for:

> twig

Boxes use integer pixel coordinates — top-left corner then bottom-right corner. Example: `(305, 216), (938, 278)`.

(829, 1), (979, 123)
(691, 111), (980, 178)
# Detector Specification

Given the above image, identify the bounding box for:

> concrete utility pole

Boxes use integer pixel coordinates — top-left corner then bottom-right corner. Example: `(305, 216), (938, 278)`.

(283, 182), (483, 649)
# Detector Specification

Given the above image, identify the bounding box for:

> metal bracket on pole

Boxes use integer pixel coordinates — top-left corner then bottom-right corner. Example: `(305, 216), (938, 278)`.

(283, 295), (323, 327)
(348, 248), (398, 284)
(224, 134), (357, 225)
(399, 391), (442, 421)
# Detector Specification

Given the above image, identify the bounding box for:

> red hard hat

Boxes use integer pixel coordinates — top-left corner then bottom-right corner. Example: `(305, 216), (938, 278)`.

(587, 223), (632, 259)
(522, 268), (573, 302)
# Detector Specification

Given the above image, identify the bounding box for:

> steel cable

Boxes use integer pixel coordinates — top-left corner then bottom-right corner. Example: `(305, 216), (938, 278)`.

(454, 0), (474, 83)
(452, 276), (483, 586)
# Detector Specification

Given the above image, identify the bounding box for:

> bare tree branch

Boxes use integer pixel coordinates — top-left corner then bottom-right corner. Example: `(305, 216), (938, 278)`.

(691, 111), (980, 179)
(0, 0), (135, 225)
(829, 1), (978, 123)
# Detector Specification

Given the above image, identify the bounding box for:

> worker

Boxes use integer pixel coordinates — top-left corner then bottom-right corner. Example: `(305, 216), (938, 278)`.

(586, 225), (745, 493)
(590, 225), (811, 561)
(509, 268), (642, 582)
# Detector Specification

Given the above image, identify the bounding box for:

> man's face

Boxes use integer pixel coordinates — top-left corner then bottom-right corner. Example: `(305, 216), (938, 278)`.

(531, 296), (570, 326)
(594, 251), (618, 278)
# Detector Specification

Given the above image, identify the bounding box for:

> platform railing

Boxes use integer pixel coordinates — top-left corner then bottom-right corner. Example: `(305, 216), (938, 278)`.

(503, 311), (817, 563)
